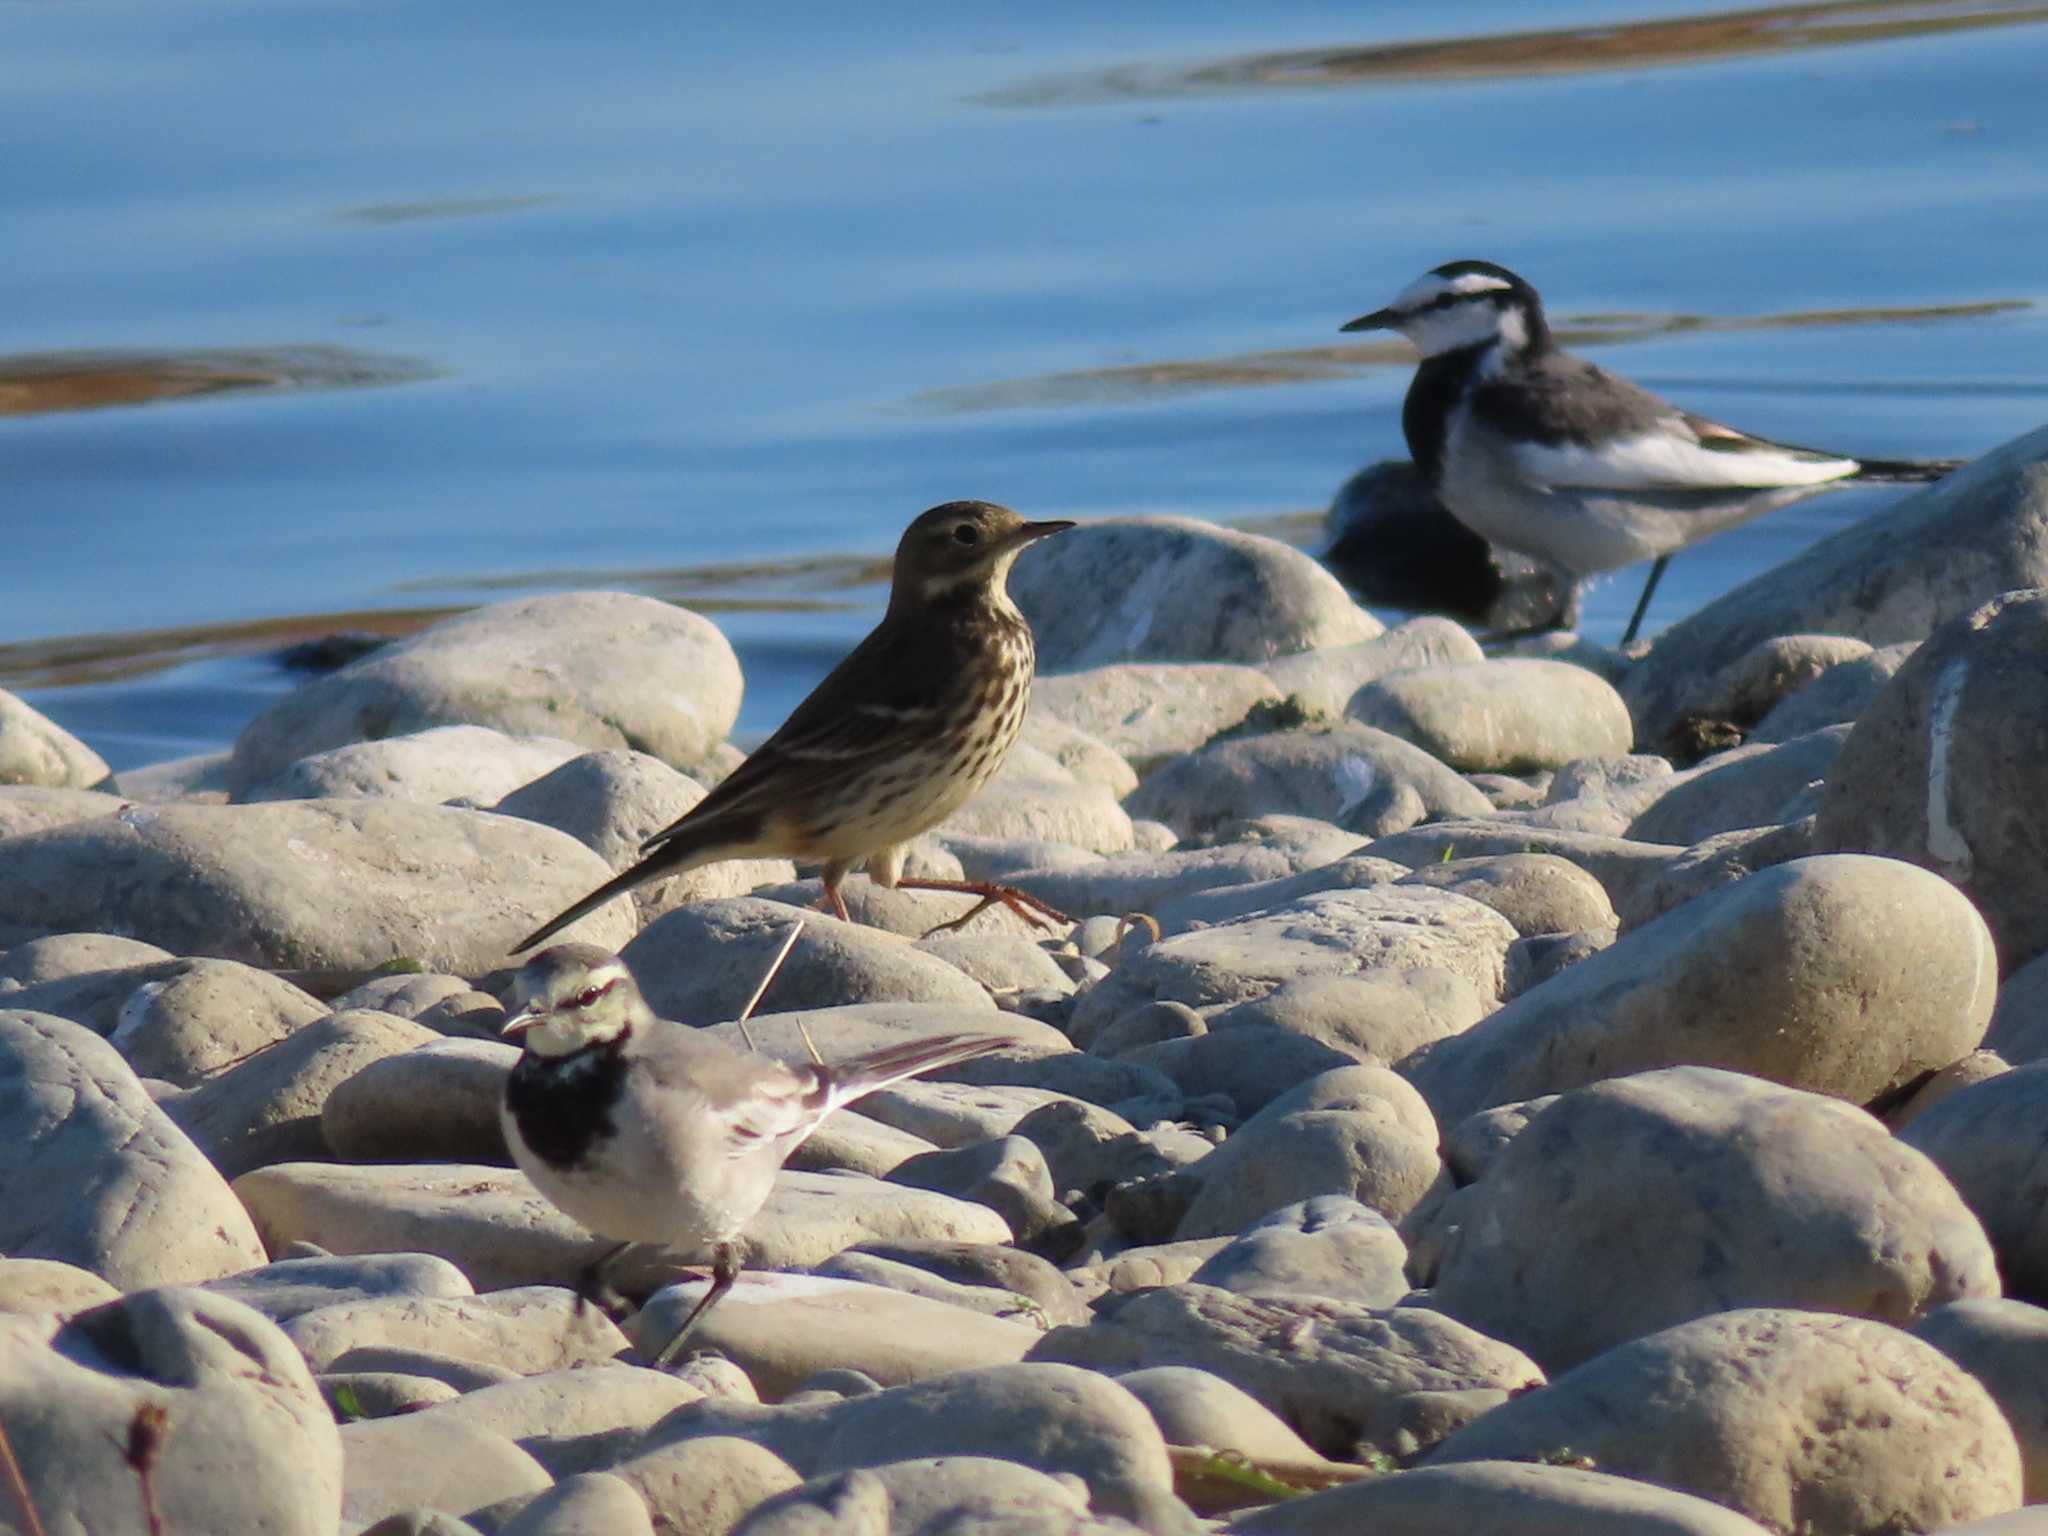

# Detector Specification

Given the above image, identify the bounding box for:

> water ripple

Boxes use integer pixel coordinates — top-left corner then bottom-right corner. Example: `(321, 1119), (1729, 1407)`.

(979, 0), (2048, 106)
(0, 344), (436, 418)
(904, 299), (2032, 414)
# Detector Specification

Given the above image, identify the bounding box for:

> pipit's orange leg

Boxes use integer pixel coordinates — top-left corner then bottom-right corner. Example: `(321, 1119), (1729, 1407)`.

(894, 878), (1073, 936)
(808, 877), (852, 923)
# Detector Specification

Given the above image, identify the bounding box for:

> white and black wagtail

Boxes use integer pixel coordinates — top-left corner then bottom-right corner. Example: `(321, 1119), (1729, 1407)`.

(498, 943), (1018, 1365)
(1344, 260), (1958, 642)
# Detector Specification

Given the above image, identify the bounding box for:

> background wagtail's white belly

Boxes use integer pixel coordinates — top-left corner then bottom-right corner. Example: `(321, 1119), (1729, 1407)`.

(1441, 411), (1851, 575)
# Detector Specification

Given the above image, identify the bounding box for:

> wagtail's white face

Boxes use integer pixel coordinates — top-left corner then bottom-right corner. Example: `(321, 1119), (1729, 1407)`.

(895, 500), (1075, 605)
(502, 945), (646, 1058)
(1344, 260), (1536, 360)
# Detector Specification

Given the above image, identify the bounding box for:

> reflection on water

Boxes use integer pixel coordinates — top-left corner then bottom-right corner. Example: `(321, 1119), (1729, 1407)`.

(396, 552), (891, 605)
(0, 515), (1332, 698)
(0, 345), (434, 418)
(0, 609), (461, 691)
(981, 0), (2048, 104)
(909, 300), (2030, 414)
(339, 195), (557, 225)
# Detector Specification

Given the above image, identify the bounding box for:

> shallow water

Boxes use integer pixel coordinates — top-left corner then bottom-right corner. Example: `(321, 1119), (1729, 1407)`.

(4, 1), (2045, 769)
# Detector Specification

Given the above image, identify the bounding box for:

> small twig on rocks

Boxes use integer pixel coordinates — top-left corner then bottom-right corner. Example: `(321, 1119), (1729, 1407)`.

(735, 921), (808, 1058)
(0, 1418), (50, 1536)
(119, 1402), (171, 1536)
(193, 1034), (292, 1080)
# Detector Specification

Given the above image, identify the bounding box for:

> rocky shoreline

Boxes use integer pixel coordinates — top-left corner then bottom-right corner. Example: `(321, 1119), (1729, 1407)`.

(3, 425), (2048, 1535)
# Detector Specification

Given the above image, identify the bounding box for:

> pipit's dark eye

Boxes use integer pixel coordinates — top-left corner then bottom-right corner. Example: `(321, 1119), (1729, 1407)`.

(952, 523), (980, 546)
(1427, 291), (1460, 312)
(571, 985), (603, 1008)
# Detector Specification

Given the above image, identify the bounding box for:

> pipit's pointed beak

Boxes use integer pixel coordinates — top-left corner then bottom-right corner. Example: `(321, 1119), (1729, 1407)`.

(1341, 307), (1398, 333)
(1015, 519), (1076, 545)
(500, 1009), (541, 1038)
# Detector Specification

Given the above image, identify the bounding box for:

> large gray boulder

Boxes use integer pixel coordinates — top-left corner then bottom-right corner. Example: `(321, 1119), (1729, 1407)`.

(1019, 706), (1140, 798)
(0, 1012), (267, 1286)
(1898, 1063), (2048, 1298)
(159, 1009), (441, 1178)
(496, 747), (796, 924)
(1361, 819), (1678, 925)
(233, 1162), (1008, 1290)
(626, 1362), (1178, 1525)
(1913, 1298), (2048, 1503)
(629, 1272), (1039, 1395)
(1348, 658), (1632, 773)
(1188, 1196), (1411, 1307)
(1427, 1309), (2023, 1536)
(733, 1456), (1119, 1536)
(1228, 1460), (1777, 1536)
(321, 1036), (518, 1164)
(1751, 641), (1918, 743)
(0, 800), (634, 969)
(624, 897), (996, 1020)
(0, 1287), (343, 1536)
(1623, 726), (1847, 847)
(1127, 722), (1491, 841)
(1031, 1286), (1542, 1462)
(1070, 886), (1519, 1043)
(237, 722), (585, 805)
(1986, 948), (2048, 1064)
(1171, 1066), (1444, 1236)
(1403, 855), (1996, 1126)
(107, 958), (328, 1087)
(0, 785), (125, 839)
(1393, 852), (1617, 938)
(1009, 515), (1380, 669)
(1146, 854), (1411, 934)
(1032, 662), (1283, 773)
(0, 931), (175, 987)
(1623, 423), (2048, 745)
(338, 1413), (554, 1529)
(939, 750), (1136, 854)
(1002, 842), (1354, 934)
(0, 686), (109, 788)
(1206, 968), (1489, 1066)
(200, 1251), (474, 1325)
(1427, 1068), (1998, 1370)
(1258, 618), (1483, 719)
(1814, 588), (2048, 973)
(228, 591), (743, 793)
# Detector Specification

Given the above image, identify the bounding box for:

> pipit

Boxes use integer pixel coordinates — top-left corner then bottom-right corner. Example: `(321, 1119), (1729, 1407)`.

(515, 500), (1073, 951)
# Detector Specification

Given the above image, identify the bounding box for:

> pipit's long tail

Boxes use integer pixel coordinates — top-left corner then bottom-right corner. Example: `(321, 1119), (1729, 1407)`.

(513, 826), (725, 954)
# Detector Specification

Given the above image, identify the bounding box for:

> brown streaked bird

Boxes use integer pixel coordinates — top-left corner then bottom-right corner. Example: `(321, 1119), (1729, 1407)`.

(499, 943), (1019, 1363)
(514, 500), (1074, 952)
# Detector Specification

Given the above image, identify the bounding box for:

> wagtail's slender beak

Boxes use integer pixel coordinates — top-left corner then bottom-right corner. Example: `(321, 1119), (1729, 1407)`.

(1335, 305), (1400, 331)
(1014, 518), (1076, 545)
(1341, 307), (1399, 333)
(500, 1009), (541, 1038)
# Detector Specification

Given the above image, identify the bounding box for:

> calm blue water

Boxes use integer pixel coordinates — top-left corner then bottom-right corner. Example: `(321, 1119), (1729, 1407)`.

(5, 1), (2046, 768)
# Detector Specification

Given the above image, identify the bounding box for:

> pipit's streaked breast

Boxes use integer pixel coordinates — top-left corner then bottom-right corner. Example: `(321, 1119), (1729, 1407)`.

(515, 501), (1073, 952)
